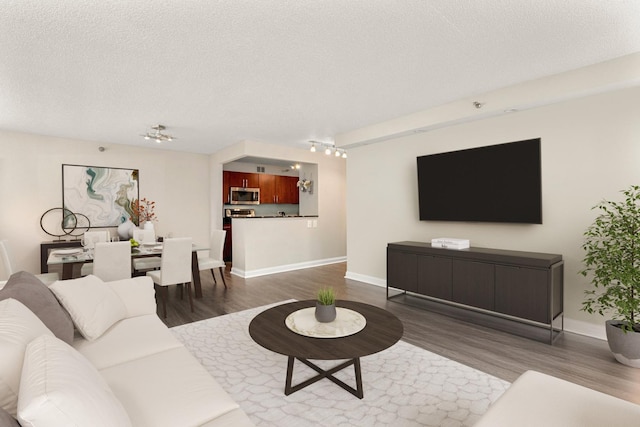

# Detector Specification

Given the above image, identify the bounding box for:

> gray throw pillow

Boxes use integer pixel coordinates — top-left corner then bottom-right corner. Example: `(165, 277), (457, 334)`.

(0, 271), (73, 344)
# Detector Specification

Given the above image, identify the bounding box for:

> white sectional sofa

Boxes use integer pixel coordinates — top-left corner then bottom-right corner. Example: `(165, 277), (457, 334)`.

(0, 271), (253, 427)
(475, 370), (640, 427)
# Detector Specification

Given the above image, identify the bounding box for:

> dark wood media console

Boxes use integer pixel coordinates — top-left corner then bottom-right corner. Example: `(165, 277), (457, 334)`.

(387, 241), (564, 344)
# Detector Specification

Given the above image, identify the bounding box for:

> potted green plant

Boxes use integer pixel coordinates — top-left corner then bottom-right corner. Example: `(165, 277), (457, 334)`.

(580, 185), (640, 367)
(315, 287), (336, 323)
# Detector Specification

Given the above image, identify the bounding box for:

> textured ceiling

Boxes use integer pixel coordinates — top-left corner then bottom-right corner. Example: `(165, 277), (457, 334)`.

(2, 0), (640, 154)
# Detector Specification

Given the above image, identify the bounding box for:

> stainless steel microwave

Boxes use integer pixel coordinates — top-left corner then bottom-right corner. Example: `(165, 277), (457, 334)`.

(230, 187), (260, 205)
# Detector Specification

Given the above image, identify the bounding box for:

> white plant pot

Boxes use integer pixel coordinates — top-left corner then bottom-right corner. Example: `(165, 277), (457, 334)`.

(605, 320), (640, 368)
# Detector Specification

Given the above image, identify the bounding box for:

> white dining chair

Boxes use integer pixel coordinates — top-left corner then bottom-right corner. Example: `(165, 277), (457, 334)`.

(146, 237), (193, 318)
(92, 241), (132, 282)
(80, 230), (110, 276)
(132, 229), (161, 273)
(0, 240), (59, 285)
(198, 230), (227, 288)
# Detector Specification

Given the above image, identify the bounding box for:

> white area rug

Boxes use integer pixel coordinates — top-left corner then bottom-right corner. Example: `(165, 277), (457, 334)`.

(171, 301), (509, 426)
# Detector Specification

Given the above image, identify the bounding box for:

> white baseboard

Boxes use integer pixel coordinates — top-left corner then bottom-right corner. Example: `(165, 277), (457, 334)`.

(231, 256), (347, 279)
(563, 318), (607, 341)
(344, 271), (386, 288)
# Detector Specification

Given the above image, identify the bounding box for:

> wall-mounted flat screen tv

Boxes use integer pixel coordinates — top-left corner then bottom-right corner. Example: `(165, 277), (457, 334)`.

(417, 138), (542, 224)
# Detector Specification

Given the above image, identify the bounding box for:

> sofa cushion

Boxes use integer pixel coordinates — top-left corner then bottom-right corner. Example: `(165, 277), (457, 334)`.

(0, 406), (20, 427)
(73, 314), (183, 370)
(475, 370), (640, 427)
(100, 346), (241, 427)
(0, 271), (73, 344)
(0, 298), (54, 417)
(105, 276), (157, 318)
(50, 275), (126, 341)
(17, 334), (132, 427)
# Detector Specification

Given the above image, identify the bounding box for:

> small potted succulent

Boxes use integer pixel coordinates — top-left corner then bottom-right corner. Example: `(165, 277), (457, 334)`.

(315, 287), (336, 323)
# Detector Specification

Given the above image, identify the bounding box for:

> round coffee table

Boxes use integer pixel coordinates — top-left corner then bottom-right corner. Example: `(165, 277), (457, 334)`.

(249, 300), (403, 399)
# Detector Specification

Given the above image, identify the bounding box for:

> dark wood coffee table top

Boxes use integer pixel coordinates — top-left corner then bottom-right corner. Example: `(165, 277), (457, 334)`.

(249, 300), (404, 360)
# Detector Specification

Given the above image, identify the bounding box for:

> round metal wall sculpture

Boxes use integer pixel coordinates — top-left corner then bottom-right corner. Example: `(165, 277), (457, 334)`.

(40, 208), (91, 241)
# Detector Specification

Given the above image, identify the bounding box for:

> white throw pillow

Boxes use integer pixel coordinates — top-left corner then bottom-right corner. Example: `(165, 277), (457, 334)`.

(106, 276), (156, 318)
(50, 275), (127, 341)
(17, 334), (132, 427)
(0, 299), (53, 417)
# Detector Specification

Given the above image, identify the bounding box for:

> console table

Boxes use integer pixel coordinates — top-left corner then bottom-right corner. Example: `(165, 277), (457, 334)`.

(387, 241), (563, 343)
(40, 240), (82, 273)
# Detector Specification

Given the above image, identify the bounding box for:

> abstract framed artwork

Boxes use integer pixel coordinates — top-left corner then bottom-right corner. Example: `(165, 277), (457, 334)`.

(62, 164), (139, 228)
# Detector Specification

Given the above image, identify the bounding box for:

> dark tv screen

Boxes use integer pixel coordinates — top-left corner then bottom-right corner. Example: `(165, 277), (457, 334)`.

(417, 138), (542, 224)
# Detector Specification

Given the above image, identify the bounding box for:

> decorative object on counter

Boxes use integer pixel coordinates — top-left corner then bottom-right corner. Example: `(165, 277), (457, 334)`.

(62, 164), (139, 228)
(140, 124), (176, 143)
(40, 207), (90, 241)
(132, 197), (157, 230)
(315, 287), (336, 323)
(308, 140), (347, 158)
(431, 237), (470, 250)
(580, 185), (640, 367)
(297, 179), (313, 194)
(117, 218), (136, 240)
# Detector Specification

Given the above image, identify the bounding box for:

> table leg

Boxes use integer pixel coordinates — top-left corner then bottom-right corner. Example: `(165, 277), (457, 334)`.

(284, 356), (364, 399)
(192, 251), (202, 298)
(62, 263), (74, 280)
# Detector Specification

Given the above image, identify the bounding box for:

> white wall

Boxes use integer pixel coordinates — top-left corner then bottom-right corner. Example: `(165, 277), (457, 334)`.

(0, 131), (210, 274)
(344, 86), (640, 339)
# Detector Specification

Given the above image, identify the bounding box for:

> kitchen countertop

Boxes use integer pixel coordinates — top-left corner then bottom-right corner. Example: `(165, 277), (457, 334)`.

(233, 215), (319, 218)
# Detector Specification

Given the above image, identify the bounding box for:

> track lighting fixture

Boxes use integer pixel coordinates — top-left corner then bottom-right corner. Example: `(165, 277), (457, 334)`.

(308, 141), (346, 159)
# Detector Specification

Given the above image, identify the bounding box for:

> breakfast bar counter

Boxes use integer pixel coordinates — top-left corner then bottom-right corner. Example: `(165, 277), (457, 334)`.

(230, 216), (345, 278)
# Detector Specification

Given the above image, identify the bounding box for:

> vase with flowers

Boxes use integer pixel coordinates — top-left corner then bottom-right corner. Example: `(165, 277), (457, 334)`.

(132, 198), (157, 231)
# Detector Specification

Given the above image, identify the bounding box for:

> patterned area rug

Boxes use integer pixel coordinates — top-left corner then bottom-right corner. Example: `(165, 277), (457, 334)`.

(171, 301), (509, 426)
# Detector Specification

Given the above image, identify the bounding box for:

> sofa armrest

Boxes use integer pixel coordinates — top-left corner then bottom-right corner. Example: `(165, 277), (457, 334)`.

(475, 370), (640, 427)
(106, 276), (157, 318)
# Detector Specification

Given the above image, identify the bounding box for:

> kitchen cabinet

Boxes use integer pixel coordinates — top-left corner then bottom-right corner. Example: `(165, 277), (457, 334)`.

(277, 176), (299, 204)
(258, 174), (299, 204)
(387, 241), (564, 343)
(258, 174), (276, 204)
(223, 171), (259, 203)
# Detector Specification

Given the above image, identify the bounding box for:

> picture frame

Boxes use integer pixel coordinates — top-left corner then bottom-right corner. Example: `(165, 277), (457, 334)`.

(62, 164), (139, 228)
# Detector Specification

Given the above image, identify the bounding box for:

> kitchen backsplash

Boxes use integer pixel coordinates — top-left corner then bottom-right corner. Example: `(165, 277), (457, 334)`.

(223, 204), (299, 217)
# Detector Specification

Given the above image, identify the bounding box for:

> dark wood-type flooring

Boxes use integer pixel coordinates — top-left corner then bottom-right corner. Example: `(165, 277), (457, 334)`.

(162, 262), (640, 405)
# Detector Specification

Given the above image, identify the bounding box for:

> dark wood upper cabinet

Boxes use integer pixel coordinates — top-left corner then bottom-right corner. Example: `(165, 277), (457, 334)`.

(259, 174), (276, 204)
(223, 171), (260, 204)
(277, 176), (299, 204)
(224, 171), (299, 205)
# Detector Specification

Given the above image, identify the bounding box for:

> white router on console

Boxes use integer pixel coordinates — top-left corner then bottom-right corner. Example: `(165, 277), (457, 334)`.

(431, 237), (470, 250)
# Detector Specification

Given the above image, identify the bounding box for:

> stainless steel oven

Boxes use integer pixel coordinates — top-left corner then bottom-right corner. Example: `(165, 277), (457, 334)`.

(230, 187), (260, 205)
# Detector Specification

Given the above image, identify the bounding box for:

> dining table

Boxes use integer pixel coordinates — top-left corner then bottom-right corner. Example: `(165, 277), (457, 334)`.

(46, 242), (209, 298)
